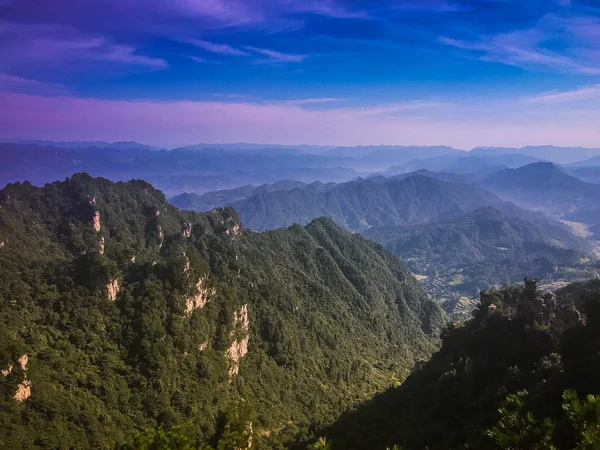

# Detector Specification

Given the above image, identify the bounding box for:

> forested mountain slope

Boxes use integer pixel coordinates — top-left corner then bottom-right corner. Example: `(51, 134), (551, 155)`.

(365, 207), (596, 302)
(0, 174), (443, 449)
(322, 279), (600, 450)
(171, 180), (308, 212)
(228, 175), (503, 231)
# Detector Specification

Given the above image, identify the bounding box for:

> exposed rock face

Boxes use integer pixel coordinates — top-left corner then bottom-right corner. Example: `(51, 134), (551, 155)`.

(93, 211), (101, 232)
(158, 226), (164, 248)
(186, 276), (215, 313)
(182, 252), (190, 273)
(225, 223), (241, 236)
(14, 380), (31, 402)
(227, 304), (249, 377)
(199, 340), (209, 351)
(182, 223), (193, 238)
(107, 278), (120, 301)
(99, 236), (105, 254)
(3, 354), (31, 402)
(0, 241), (4, 248)
(18, 354), (28, 369)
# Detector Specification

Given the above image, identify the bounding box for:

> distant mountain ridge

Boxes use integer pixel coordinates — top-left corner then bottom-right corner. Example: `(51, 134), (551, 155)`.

(8, 140), (159, 151)
(171, 180), (308, 212)
(471, 145), (600, 164)
(0, 143), (363, 195)
(401, 153), (542, 176)
(482, 162), (600, 219)
(225, 174), (504, 231)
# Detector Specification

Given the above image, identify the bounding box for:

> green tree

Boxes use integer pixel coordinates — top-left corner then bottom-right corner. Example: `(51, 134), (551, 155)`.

(308, 437), (332, 450)
(562, 390), (600, 449)
(486, 391), (556, 450)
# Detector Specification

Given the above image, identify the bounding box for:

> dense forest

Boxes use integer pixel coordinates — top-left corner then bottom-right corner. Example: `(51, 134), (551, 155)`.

(319, 278), (600, 449)
(0, 174), (444, 449)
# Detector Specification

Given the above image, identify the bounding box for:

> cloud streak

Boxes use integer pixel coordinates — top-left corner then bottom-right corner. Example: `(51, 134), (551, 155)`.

(439, 12), (600, 74)
(0, 22), (167, 70)
(524, 84), (600, 104)
(187, 39), (249, 56)
(2, 92), (599, 149)
(0, 73), (67, 94)
(246, 46), (307, 63)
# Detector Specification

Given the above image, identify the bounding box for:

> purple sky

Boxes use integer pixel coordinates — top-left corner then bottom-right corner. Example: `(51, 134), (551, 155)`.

(1, 0), (599, 148)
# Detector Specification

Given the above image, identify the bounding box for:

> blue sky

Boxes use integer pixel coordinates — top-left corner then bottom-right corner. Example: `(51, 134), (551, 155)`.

(0, 0), (599, 148)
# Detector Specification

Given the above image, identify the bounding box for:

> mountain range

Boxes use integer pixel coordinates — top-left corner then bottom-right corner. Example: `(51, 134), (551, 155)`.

(221, 175), (503, 232)
(0, 174), (443, 449)
(4, 142), (600, 449)
(481, 162), (600, 222)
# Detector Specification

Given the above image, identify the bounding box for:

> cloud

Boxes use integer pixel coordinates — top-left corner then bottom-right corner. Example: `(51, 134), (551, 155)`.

(439, 12), (600, 74)
(246, 46), (307, 63)
(289, 0), (369, 19)
(0, 22), (167, 70)
(524, 85), (600, 104)
(212, 93), (254, 100)
(184, 41), (307, 63)
(0, 73), (67, 94)
(187, 39), (249, 56)
(2, 92), (599, 149)
(186, 55), (210, 63)
(155, 0), (367, 30)
(283, 97), (343, 105)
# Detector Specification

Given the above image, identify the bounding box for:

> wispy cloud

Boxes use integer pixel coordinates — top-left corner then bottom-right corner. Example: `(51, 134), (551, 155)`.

(160, 0), (368, 30)
(0, 22), (167, 70)
(163, 0), (266, 27)
(283, 97), (343, 105)
(184, 40), (308, 63)
(439, 12), (600, 75)
(187, 38), (249, 56)
(0, 73), (67, 94)
(290, 0), (369, 19)
(186, 55), (209, 63)
(246, 46), (307, 63)
(524, 85), (600, 104)
(212, 93), (254, 100)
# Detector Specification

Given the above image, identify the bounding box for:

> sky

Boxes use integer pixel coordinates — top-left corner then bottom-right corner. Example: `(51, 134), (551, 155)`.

(0, 0), (599, 149)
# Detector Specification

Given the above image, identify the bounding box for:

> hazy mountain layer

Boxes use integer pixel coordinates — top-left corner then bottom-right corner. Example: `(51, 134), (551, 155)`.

(365, 207), (597, 311)
(171, 180), (308, 212)
(228, 175), (503, 231)
(482, 162), (600, 221)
